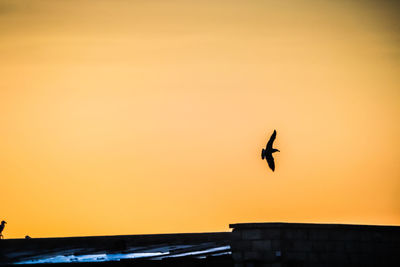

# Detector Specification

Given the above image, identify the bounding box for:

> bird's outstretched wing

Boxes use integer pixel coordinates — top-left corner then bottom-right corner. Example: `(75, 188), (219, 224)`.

(266, 154), (275, 171)
(266, 130), (277, 150)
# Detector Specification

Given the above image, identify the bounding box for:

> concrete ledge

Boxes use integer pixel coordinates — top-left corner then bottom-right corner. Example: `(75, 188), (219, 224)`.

(230, 222), (400, 231)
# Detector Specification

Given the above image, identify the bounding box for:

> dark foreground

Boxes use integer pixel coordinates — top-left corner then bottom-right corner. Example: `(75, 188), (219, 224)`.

(3, 257), (233, 267)
(0, 232), (232, 265)
(1, 222), (400, 266)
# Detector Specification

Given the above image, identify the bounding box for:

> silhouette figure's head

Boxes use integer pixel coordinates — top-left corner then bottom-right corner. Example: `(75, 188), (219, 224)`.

(272, 149), (280, 153)
(1, 221), (6, 225)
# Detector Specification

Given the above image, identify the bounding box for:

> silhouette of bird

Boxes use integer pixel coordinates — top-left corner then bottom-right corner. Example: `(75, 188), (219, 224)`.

(0, 221), (6, 239)
(261, 130), (280, 171)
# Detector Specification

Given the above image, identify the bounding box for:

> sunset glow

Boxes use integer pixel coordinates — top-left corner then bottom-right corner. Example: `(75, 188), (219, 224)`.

(1, 0), (399, 238)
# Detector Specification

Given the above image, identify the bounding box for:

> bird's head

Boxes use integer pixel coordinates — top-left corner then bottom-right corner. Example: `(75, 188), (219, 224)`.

(272, 149), (280, 153)
(1, 221), (6, 225)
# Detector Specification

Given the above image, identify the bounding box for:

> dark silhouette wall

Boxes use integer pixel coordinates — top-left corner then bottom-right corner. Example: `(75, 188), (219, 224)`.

(230, 222), (400, 267)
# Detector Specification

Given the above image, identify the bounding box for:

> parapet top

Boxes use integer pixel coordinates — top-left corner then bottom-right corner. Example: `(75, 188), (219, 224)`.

(229, 222), (400, 230)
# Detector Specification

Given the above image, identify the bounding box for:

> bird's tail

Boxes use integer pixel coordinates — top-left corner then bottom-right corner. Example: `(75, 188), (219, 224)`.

(261, 149), (266, 160)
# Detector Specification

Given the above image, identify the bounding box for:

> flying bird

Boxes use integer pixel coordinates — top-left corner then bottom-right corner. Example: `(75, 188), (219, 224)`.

(0, 221), (6, 239)
(261, 130), (280, 171)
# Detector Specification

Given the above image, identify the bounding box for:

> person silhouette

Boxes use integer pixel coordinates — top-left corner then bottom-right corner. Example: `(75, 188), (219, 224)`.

(0, 221), (6, 239)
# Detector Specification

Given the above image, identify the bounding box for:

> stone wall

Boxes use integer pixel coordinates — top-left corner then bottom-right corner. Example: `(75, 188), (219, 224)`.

(230, 222), (400, 267)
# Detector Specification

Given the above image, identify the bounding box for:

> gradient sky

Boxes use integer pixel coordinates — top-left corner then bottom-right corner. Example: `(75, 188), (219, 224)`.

(1, 0), (399, 238)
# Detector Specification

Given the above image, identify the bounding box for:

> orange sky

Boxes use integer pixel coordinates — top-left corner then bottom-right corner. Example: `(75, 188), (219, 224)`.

(1, 0), (399, 238)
